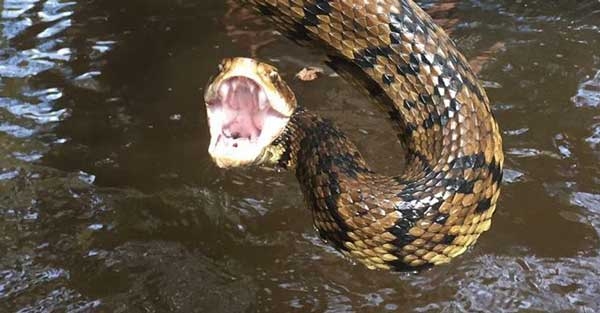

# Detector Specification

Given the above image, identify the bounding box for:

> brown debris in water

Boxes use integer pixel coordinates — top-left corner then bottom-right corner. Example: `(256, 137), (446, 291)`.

(295, 67), (324, 81)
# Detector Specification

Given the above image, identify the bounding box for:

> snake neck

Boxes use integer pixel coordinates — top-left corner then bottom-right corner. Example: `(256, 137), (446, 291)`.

(274, 108), (371, 176)
(273, 108), (389, 250)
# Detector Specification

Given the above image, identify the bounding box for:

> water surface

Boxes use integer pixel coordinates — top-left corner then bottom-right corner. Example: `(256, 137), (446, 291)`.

(1, 0), (599, 312)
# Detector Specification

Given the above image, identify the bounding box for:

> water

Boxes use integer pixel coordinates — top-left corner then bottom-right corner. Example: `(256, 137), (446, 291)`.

(1, 0), (599, 312)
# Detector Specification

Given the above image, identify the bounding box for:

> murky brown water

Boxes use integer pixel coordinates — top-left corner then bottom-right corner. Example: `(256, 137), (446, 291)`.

(1, 0), (599, 312)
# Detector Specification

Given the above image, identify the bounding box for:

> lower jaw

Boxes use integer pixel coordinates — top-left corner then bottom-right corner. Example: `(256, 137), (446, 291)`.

(210, 138), (259, 165)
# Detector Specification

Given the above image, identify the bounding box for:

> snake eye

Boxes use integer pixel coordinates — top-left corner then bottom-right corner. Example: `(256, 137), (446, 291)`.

(269, 71), (279, 81)
(218, 58), (233, 72)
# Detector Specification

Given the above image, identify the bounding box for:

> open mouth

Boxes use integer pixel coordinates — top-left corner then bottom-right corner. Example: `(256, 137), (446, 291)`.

(206, 76), (289, 167)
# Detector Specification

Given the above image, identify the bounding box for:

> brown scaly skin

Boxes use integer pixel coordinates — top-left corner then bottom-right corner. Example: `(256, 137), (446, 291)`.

(234, 0), (504, 271)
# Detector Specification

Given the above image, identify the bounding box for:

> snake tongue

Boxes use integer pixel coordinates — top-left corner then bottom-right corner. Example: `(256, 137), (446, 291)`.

(223, 114), (261, 141)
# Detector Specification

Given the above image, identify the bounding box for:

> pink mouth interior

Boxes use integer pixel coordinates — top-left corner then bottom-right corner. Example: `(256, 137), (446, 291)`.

(216, 76), (268, 142)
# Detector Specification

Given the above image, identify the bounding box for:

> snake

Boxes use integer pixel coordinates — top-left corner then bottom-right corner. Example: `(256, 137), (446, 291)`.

(204, 0), (504, 271)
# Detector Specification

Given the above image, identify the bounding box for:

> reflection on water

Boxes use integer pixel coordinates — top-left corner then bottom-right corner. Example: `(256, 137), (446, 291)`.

(1, 0), (599, 312)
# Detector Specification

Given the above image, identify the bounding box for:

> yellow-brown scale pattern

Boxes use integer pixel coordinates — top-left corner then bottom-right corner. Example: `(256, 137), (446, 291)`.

(241, 0), (504, 270)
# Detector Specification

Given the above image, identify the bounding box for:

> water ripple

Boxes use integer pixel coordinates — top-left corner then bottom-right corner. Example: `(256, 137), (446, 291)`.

(15, 288), (100, 313)
(91, 40), (115, 53)
(0, 97), (69, 124)
(0, 260), (69, 301)
(1, 16), (32, 39)
(572, 70), (600, 108)
(586, 123), (600, 150)
(0, 123), (35, 137)
(571, 192), (600, 215)
(36, 18), (70, 38)
(1, 0), (116, 312)
(24, 87), (63, 101)
(38, 0), (74, 22)
(0, 169), (20, 181)
(506, 147), (562, 159)
(1, 0), (37, 20)
(0, 48), (71, 78)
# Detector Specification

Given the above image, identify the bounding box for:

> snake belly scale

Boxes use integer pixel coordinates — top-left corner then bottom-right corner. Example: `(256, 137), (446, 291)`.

(235, 0), (504, 271)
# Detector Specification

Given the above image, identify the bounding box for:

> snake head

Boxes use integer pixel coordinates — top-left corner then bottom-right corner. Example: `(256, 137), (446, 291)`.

(205, 57), (296, 168)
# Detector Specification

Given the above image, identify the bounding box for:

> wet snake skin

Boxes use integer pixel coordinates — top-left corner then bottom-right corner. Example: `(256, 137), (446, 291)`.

(241, 0), (504, 270)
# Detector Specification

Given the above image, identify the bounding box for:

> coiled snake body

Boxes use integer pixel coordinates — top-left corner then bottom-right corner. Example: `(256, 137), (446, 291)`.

(207, 0), (504, 271)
